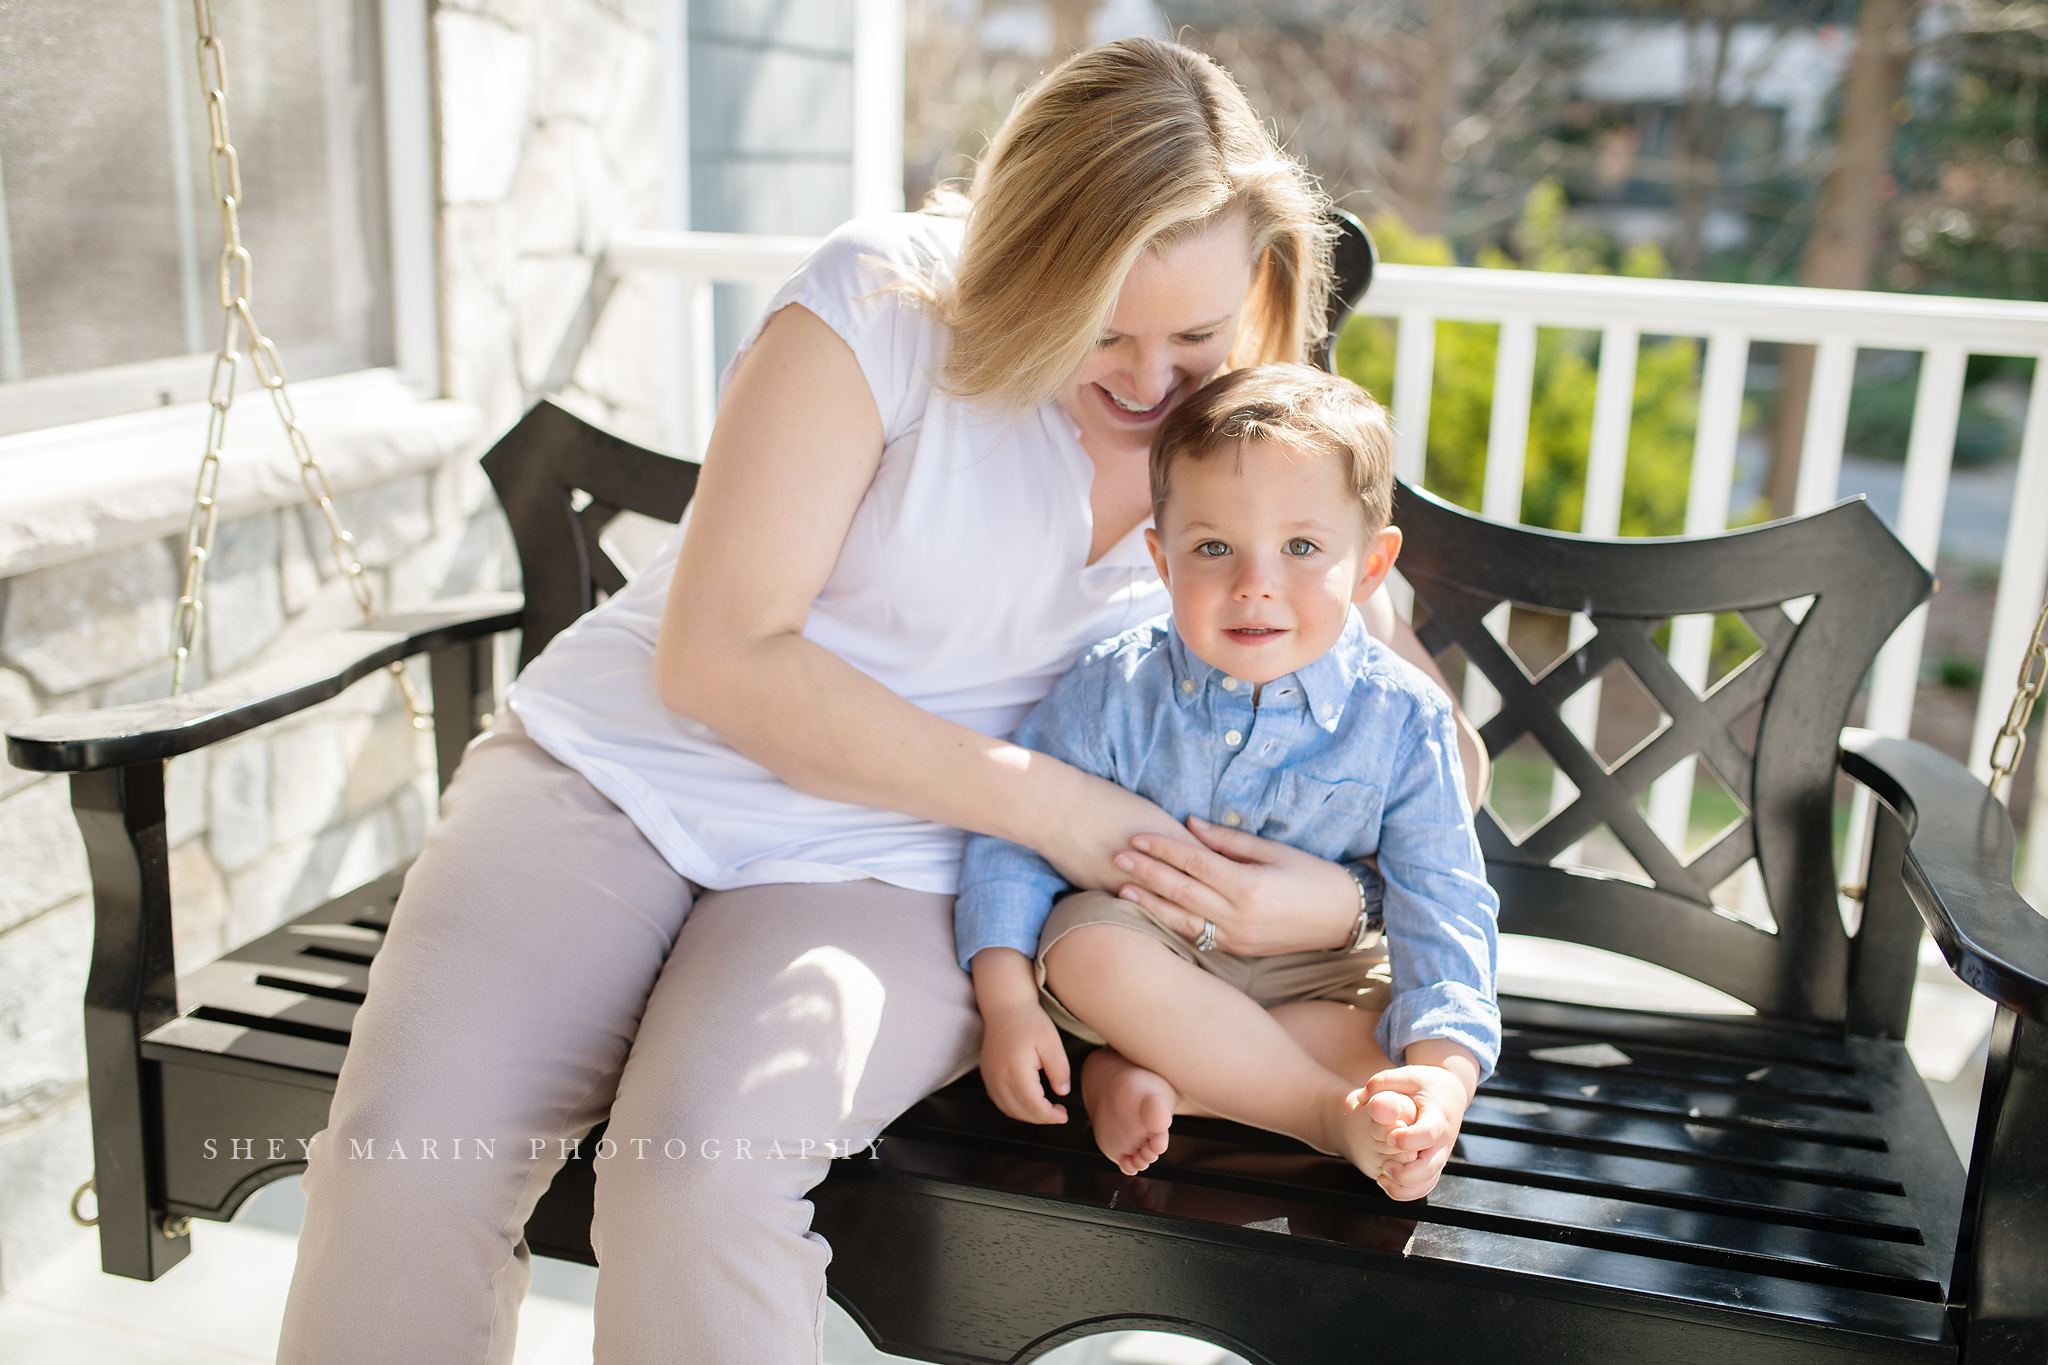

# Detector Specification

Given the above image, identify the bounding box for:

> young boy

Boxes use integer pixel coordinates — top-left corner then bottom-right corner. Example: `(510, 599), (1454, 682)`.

(956, 364), (1499, 1200)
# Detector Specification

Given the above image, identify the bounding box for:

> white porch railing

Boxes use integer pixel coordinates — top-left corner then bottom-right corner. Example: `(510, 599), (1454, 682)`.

(606, 229), (2048, 904)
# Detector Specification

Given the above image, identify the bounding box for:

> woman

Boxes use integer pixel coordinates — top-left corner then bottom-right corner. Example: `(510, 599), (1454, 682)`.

(280, 36), (1479, 1364)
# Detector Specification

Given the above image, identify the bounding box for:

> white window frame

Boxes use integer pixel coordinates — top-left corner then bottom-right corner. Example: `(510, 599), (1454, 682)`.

(0, 0), (449, 582)
(0, 0), (440, 440)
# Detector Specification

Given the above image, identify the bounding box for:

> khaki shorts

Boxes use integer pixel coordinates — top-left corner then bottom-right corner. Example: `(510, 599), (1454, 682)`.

(1033, 889), (1393, 1046)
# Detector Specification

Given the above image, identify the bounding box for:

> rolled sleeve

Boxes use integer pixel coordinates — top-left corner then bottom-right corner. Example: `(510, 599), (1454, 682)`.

(1375, 969), (1502, 1080)
(955, 841), (1071, 971)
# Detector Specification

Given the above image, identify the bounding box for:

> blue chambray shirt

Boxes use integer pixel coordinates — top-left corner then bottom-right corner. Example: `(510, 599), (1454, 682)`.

(956, 608), (1502, 1080)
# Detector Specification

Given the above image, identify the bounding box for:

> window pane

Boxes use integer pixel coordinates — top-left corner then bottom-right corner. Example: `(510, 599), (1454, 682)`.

(0, 0), (388, 423)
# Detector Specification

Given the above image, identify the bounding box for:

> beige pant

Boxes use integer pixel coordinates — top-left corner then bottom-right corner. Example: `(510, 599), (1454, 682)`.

(277, 716), (982, 1364)
(1035, 890), (1393, 1045)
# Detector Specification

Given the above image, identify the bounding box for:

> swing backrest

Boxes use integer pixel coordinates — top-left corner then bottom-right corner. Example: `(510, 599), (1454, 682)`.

(1396, 484), (1929, 1026)
(481, 403), (699, 670)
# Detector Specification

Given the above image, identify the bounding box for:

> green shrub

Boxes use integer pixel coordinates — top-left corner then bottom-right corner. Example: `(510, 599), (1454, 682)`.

(1336, 180), (1704, 538)
(1937, 655), (1984, 690)
(1844, 379), (2017, 466)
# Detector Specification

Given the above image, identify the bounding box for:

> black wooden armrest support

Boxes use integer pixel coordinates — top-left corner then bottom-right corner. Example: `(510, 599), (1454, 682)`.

(6, 592), (518, 1281)
(4, 592), (523, 774)
(1844, 730), (2048, 1363)
(1841, 728), (2048, 1022)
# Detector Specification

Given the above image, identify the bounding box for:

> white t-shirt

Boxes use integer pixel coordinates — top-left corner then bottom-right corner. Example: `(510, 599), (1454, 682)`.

(508, 213), (1169, 894)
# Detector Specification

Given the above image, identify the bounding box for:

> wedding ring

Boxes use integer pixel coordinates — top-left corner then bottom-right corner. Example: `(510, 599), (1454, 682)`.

(1195, 920), (1217, 953)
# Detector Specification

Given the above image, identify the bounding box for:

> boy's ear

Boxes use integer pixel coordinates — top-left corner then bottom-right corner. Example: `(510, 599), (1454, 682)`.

(1352, 526), (1402, 604)
(1144, 526), (1171, 587)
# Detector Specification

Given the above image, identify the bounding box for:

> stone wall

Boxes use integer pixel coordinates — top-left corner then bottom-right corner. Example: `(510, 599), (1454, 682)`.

(436, 0), (670, 447)
(0, 0), (669, 1297)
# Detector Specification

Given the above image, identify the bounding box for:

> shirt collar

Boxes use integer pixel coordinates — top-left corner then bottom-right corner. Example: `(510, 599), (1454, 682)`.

(1165, 609), (1370, 730)
(1165, 623), (1220, 709)
(1295, 609), (1371, 731)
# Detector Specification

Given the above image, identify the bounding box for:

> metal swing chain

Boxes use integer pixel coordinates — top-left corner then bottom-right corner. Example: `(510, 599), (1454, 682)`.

(169, 0), (428, 730)
(1987, 595), (2048, 802)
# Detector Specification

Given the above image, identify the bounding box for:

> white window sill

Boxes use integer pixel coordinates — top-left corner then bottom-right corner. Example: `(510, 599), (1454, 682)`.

(0, 370), (485, 579)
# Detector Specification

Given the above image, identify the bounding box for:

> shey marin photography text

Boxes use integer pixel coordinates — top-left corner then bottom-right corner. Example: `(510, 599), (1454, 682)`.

(200, 1135), (889, 1162)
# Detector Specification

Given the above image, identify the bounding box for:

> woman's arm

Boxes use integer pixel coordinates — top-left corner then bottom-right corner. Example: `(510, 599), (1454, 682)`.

(1357, 586), (1490, 804)
(654, 303), (1189, 890)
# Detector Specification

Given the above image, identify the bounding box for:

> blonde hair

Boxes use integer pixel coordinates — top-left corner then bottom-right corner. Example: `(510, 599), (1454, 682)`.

(1149, 364), (1395, 535)
(923, 37), (1334, 412)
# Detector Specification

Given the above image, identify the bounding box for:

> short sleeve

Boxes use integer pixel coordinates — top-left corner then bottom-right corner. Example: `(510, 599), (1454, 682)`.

(717, 213), (961, 446)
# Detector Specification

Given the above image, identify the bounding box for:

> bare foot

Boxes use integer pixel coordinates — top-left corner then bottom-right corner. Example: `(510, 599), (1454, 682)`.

(1332, 1087), (1418, 1186)
(1082, 1048), (1178, 1175)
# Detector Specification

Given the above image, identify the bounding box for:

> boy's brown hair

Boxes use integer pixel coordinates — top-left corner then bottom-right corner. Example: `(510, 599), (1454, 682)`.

(1149, 364), (1395, 533)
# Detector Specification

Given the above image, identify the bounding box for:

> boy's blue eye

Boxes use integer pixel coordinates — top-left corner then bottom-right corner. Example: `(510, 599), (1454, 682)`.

(1197, 541), (1231, 557)
(1180, 331), (1216, 344)
(1284, 538), (1318, 556)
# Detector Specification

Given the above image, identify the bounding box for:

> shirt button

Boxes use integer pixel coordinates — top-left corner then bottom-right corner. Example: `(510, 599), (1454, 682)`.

(1223, 812), (1242, 827)
(1322, 704), (1336, 719)
(1224, 730), (1242, 746)
(1180, 678), (1195, 694)
(1222, 678), (1239, 692)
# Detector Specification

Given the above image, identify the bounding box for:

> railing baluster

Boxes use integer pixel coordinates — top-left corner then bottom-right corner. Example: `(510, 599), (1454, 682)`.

(676, 278), (715, 461)
(1392, 309), (1435, 486)
(1482, 316), (1536, 524)
(1387, 310), (1437, 622)
(1468, 318), (1536, 760)
(1969, 352), (2048, 785)
(662, 276), (688, 457)
(1648, 328), (1750, 857)
(1582, 324), (1638, 538)
(1839, 343), (1970, 920)
(1686, 327), (1751, 536)
(1864, 343), (1969, 738)
(1793, 336), (1857, 515)
(1554, 324), (1640, 849)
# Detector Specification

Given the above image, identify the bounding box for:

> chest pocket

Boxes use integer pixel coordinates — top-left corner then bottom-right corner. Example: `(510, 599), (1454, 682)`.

(1260, 773), (1381, 861)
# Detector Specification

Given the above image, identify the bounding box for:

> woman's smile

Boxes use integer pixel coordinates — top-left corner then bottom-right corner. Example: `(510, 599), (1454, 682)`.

(1095, 381), (1180, 421)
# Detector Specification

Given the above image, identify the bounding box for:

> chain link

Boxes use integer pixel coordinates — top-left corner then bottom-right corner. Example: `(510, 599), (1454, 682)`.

(1988, 595), (2048, 802)
(172, 0), (427, 730)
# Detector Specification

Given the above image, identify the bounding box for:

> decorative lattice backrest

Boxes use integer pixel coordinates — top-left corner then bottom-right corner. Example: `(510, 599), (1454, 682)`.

(481, 401), (698, 669)
(1394, 481), (1929, 1026)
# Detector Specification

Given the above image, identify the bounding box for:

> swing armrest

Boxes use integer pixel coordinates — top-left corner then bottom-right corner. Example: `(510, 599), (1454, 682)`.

(1840, 727), (2048, 1023)
(4, 592), (523, 774)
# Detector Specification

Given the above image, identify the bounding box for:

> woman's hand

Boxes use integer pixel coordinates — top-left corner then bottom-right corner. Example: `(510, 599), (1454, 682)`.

(1111, 815), (1358, 957)
(1030, 764), (1205, 894)
(970, 948), (1072, 1124)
